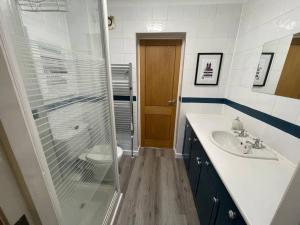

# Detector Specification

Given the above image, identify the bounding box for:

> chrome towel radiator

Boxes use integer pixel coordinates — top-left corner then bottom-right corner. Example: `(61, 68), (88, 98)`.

(111, 63), (134, 157)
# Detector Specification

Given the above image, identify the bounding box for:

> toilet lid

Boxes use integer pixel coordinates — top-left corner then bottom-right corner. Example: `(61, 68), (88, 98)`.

(117, 146), (123, 158)
(86, 153), (112, 164)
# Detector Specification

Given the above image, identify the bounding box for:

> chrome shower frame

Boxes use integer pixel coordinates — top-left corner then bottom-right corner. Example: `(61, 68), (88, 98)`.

(0, 0), (122, 224)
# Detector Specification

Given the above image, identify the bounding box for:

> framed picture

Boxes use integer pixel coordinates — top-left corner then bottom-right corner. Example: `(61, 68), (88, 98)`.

(253, 52), (274, 87)
(194, 53), (223, 85)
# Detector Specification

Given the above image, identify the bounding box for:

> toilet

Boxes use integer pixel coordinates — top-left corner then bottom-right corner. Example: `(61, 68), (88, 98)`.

(79, 144), (123, 182)
(82, 145), (112, 182)
(84, 145), (123, 162)
(116, 146), (123, 160)
(49, 112), (124, 183)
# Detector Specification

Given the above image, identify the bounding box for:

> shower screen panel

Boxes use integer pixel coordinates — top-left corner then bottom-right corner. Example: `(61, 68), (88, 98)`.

(0, 0), (119, 225)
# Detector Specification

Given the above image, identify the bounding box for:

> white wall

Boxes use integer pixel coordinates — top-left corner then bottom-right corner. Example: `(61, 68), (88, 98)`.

(225, 0), (300, 164)
(66, 0), (104, 57)
(21, 11), (71, 49)
(107, 2), (242, 152)
(0, 143), (34, 225)
(21, 1), (105, 103)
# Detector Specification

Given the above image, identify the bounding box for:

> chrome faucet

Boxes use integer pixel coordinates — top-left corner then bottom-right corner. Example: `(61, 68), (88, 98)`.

(246, 138), (264, 149)
(234, 129), (248, 137)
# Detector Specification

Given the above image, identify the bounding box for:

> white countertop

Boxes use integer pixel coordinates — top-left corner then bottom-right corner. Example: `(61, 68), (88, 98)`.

(186, 113), (296, 225)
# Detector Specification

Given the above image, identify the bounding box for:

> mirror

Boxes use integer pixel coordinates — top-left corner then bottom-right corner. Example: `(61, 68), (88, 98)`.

(252, 33), (300, 99)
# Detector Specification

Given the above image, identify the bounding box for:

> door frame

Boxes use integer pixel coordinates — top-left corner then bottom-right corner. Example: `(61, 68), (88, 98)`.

(136, 32), (186, 152)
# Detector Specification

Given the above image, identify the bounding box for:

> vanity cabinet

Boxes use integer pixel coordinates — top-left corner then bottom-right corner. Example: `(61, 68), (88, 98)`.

(183, 120), (247, 225)
(195, 153), (220, 225)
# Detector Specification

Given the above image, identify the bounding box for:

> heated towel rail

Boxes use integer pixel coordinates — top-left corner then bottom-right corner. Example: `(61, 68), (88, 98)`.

(111, 63), (134, 157)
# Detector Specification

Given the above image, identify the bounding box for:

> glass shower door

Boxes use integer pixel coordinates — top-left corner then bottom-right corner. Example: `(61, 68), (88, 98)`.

(0, 0), (119, 225)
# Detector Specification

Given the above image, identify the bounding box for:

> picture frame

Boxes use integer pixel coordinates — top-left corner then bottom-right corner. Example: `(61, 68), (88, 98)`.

(194, 53), (223, 85)
(253, 52), (274, 87)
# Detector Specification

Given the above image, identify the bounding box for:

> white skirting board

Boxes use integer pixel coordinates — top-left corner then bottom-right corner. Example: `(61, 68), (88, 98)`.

(121, 148), (182, 158)
(122, 149), (139, 156)
(175, 153), (183, 159)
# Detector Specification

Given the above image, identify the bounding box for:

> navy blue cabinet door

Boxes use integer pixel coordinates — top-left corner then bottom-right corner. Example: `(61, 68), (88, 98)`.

(188, 136), (203, 196)
(195, 156), (219, 225)
(183, 124), (246, 225)
(214, 183), (247, 225)
(183, 121), (192, 170)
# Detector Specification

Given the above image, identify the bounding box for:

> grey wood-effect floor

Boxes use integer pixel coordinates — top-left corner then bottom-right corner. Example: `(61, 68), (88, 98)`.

(114, 148), (200, 225)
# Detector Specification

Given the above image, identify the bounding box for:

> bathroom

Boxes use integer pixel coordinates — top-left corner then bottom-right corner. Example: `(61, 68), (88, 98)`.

(0, 0), (299, 225)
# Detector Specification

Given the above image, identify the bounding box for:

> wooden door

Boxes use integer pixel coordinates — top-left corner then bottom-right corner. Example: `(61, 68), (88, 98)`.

(140, 40), (181, 148)
(275, 38), (300, 99)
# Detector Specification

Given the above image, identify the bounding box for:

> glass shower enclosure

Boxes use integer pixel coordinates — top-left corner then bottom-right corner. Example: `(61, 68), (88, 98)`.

(0, 0), (120, 225)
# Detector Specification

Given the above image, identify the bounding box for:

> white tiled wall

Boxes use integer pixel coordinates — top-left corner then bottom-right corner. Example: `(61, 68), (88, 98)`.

(107, 3), (242, 152)
(225, 0), (300, 164)
(177, 103), (223, 156)
(21, 11), (71, 51)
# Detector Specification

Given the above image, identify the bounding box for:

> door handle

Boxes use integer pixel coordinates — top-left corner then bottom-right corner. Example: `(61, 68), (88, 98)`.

(168, 99), (177, 105)
(212, 196), (219, 203)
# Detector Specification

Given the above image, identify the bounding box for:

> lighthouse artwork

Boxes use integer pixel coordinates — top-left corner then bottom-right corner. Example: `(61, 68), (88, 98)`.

(194, 53), (223, 85)
(253, 52), (274, 87)
(202, 62), (214, 78)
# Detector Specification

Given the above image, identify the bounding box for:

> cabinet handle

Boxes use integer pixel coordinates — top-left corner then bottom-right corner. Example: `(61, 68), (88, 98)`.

(188, 137), (192, 142)
(196, 157), (202, 165)
(212, 196), (219, 203)
(193, 137), (198, 142)
(205, 161), (210, 166)
(228, 210), (237, 220)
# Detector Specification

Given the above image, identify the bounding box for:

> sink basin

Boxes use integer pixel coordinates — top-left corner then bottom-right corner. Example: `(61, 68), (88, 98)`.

(210, 131), (278, 160)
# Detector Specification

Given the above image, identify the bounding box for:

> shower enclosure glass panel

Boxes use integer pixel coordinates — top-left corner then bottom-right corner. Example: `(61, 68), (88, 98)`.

(0, 0), (118, 225)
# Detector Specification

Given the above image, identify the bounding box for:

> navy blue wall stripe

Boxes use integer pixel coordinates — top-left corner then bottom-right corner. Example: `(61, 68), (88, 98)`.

(181, 97), (300, 139)
(181, 97), (225, 104)
(224, 99), (300, 139)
